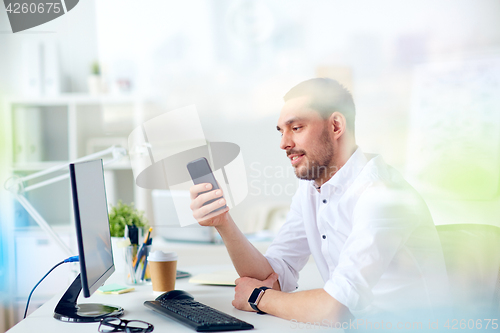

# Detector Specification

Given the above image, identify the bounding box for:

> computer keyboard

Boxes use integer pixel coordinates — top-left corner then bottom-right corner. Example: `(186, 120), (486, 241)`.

(144, 290), (254, 332)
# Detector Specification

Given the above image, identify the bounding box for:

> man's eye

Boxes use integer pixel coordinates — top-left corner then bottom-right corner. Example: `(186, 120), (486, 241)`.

(292, 127), (301, 131)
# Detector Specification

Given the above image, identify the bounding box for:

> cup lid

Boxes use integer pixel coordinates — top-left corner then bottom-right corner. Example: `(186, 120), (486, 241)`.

(148, 251), (177, 262)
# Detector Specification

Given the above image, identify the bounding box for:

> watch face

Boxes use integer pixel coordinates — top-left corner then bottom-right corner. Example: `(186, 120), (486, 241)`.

(248, 287), (270, 314)
(248, 288), (262, 304)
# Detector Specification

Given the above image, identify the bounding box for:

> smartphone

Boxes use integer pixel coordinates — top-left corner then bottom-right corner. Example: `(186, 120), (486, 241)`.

(187, 157), (227, 212)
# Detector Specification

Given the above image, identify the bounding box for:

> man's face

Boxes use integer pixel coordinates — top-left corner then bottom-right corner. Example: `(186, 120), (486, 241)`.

(277, 96), (335, 181)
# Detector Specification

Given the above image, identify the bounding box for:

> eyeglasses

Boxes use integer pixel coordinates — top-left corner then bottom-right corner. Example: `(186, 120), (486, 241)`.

(98, 317), (154, 333)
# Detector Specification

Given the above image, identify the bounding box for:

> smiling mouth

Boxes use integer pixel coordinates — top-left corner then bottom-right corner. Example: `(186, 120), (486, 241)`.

(290, 154), (305, 165)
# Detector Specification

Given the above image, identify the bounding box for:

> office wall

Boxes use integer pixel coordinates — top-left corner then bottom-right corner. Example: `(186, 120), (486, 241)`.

(93, 0), (500, 229)
(0, 54), (14, 333)
(0, 2), (100, 329)
(0, 15), (14, 331)
(0, 98), (13, 332)
(0, 0), (99, 94)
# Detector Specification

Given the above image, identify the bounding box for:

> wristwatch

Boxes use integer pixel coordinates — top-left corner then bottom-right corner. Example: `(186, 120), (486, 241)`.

(248, 287), (270, 314)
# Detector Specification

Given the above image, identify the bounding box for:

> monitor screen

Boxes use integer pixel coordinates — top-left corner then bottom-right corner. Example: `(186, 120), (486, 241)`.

(70, 159), (114, 297)
(54, 159), (122, 322)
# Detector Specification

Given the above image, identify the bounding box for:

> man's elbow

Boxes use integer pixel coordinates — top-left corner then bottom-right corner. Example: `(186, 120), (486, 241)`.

(321, 290), (353, 323)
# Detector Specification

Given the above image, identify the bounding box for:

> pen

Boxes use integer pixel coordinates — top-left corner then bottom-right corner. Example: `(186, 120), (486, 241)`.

(134, 227), (153, 272)
(140, 237), (152, 281)
(143, 227), (152, 244)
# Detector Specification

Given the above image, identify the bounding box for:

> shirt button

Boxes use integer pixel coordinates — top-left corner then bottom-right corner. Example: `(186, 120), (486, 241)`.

(322, 199), (327, 204)
(322, 235), (326, 239)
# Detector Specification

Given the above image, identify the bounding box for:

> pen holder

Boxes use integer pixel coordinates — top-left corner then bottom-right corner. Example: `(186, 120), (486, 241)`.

(123, 244), (151, 285)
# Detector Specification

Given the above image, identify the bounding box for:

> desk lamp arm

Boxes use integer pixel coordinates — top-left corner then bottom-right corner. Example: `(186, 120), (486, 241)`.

(4, 146), (128, 257)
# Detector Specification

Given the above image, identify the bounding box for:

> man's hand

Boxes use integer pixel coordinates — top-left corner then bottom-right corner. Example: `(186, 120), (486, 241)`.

(232, 272), (279, 312)
(189, 183), (230, 227)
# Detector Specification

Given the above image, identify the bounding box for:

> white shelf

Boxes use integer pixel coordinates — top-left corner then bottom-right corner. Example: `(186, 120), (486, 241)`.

(7, 94), (140, 222)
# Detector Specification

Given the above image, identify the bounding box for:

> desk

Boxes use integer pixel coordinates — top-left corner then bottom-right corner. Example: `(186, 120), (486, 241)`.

(7, 249), (330, 332)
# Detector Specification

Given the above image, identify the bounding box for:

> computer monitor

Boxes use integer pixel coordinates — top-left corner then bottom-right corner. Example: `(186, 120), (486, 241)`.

(53, 159), (123, 322)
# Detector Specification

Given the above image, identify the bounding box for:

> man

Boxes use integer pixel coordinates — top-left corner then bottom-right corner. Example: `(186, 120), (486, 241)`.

(189, 78), (448, 323)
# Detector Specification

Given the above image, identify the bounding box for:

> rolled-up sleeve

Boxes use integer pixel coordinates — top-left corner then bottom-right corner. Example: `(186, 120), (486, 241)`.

(265, 188), (310, 292)
(324, 185), (421, 314)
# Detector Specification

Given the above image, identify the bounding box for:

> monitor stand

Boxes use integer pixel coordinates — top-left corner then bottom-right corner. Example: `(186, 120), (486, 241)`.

(53, 274), (124, 322)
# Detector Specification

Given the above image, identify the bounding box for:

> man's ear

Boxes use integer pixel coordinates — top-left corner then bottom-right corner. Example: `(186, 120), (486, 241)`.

(329, 112), (346, 139)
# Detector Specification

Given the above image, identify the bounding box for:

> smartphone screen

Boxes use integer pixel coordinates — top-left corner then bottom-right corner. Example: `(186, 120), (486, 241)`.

(187, 157), (227, 211)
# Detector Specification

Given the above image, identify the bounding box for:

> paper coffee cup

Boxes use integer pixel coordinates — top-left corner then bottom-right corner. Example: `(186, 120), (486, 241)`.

(148, 251), (178, 292)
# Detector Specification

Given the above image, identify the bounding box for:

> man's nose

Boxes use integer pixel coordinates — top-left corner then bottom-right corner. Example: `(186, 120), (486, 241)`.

(280, 132), (294, 150)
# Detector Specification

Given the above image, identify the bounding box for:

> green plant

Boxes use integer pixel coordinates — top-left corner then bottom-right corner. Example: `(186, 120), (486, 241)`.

(108, 200), (148, 237)
(91, 61), (101, 75)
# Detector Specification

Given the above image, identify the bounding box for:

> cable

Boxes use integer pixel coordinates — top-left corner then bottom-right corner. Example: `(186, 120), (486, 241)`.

(23, 255), (79, 319)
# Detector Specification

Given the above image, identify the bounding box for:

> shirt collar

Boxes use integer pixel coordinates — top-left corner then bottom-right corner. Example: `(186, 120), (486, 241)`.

(313, 147), (368, 191)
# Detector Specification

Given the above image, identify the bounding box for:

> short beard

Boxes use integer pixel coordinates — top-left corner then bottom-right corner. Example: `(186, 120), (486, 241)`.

(294, 125), (334, 181)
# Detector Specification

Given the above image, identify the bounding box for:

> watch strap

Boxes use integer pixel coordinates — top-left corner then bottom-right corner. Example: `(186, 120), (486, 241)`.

(248, 287), (270, 314)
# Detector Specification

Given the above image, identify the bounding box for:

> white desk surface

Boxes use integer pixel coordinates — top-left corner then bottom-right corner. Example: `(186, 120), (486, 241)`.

(8, 241), (336, 333)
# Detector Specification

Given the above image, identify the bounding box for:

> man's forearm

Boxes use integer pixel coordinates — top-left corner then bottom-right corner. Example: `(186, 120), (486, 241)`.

(216, 215), (280, 289)
(258, 288), (351, 323)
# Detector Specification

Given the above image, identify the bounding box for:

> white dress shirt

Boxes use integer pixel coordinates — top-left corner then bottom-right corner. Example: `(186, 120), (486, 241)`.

(265, 148), (449, 318)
